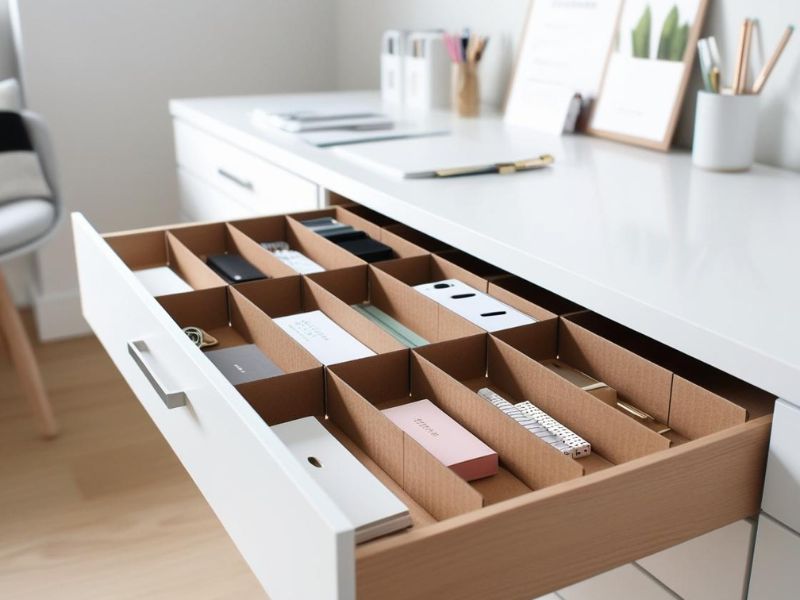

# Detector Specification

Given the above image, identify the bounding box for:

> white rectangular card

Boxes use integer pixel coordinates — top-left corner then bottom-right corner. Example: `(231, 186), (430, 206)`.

(414, 279), (536, 332)
(273, 310), (375, 365)
(134, 266), (192, 297)
(271, 417), (411, 543)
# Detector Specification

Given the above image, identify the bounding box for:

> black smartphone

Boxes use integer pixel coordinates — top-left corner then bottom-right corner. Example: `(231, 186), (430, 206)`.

(207, 254), (267, 283)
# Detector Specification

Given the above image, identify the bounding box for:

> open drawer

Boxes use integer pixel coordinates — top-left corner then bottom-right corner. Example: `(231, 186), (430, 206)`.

(72, 212), (774, 600)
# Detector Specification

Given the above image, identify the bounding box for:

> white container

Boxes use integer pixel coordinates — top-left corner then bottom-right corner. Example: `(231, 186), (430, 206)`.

(381, 30), (407, 106)
(692, 91), (760, 171)
(404, 32), (450, 111)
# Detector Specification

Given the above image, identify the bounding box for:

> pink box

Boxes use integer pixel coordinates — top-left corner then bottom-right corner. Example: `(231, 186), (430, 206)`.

(382, 399), (498, 481)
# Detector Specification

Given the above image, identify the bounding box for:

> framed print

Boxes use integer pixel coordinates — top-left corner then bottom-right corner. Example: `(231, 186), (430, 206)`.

(588, 0), (710, 150)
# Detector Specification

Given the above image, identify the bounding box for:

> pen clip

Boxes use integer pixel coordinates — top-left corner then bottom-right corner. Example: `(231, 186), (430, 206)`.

(498, 154), (555, 174)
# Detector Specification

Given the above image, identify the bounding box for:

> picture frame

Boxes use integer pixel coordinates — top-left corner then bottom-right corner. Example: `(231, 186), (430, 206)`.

(587, 0), (710, 150)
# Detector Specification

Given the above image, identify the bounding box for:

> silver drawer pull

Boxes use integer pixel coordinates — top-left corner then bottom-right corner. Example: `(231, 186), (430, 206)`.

(217, 167), (254, 191)
(128, 340), (187, 409)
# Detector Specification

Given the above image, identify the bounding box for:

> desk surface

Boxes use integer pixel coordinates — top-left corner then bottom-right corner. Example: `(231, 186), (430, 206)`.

(171, 91), (800, 403)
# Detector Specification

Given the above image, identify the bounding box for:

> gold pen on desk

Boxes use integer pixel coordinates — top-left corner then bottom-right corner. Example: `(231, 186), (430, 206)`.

(434, 154), (554, 178)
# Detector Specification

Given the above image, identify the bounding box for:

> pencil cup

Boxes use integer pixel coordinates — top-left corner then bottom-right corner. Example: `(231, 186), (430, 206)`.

(692, 91), (760, 172)
(452, 63), (480, 117)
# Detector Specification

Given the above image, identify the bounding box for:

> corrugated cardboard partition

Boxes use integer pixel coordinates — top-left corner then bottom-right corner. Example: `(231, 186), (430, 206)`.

(381, 223), (454, 254)
(489, 275), (585, 317)
(237, 370), (324, 428)
(375, 254), (492, 293)
(412, 339), (583, 490)
(437, 251), (509, 282)
(285, 218), (367, 269)
(157, 286), (229, 331)
(308, 265), (370, 306)
(558, 315), (674, 425)
(165, 233), (228, 290)
(287, 206), (385, 241)
(327, 352), (484, 520)
(489, 336), (671, 464)
(563, 312), (775, 440)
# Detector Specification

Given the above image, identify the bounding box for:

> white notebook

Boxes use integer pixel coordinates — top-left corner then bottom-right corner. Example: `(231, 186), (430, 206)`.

(271, 417), (412, 543)
(273, 310), (375, 365)
(333, 135), (549, 179)
(134, 266), (192, 297)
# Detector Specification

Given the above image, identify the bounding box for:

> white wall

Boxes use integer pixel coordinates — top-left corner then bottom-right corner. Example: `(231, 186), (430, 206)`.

(336, 0), (800, 171)
(12, 0), (338, 338)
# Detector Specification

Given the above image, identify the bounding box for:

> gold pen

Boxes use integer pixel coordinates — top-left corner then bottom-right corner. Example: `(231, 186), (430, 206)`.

(434, 154), (554, 178)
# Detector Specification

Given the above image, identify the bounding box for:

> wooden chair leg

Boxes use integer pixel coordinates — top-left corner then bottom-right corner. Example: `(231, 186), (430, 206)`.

(0, 269), (58, 439)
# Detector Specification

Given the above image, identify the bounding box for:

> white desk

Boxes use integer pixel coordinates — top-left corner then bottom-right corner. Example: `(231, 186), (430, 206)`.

(168, 91), (800, 599)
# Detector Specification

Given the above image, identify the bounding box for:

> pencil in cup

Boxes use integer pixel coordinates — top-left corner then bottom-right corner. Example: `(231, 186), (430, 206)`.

(444, 32), (488, 117)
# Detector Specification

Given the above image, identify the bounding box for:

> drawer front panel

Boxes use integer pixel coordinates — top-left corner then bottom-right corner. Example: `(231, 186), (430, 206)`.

(178, 167), (253, 222)
(72, 214), (355, 600)
(761, 399), (800, 533)
(174, 119), (319, 216)
(636, 519), (754, 600)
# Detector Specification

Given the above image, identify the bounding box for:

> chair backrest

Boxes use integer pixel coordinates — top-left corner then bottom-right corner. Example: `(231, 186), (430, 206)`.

(0, 79), (63, 263)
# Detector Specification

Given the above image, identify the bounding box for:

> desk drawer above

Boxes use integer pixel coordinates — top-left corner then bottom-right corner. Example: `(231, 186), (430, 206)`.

(73, 210), (776, 600)
(174, 119), (319, 215)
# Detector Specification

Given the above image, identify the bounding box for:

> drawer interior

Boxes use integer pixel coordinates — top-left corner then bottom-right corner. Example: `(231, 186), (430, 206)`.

(101, 210), (778, 599)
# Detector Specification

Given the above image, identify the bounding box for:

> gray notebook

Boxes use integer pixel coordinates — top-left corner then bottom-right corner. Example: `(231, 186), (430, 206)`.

(204, 344), (283, 385)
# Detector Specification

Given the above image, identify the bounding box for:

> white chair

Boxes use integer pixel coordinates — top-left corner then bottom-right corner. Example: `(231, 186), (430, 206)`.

(1, 96), (62, 438)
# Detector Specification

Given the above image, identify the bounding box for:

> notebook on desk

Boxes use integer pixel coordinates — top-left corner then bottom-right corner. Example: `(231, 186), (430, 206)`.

(332, 135), (552, 179)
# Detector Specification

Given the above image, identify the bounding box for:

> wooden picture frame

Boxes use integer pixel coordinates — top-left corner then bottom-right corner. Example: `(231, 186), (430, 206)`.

(587, 0), (710, 151)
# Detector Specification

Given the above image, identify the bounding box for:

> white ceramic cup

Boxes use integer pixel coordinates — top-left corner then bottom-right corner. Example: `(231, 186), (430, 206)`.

(692, 90), (760, 171)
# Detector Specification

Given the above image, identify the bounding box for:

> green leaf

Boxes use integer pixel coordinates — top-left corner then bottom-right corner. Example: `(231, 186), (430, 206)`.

(632, 5), (651, 58)
(669, 23), (689, 61)
(657, 6), (679, 60)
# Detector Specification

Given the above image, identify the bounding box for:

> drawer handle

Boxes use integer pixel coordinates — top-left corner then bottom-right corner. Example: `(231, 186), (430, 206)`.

(128, 340), (187, 409)
(217, 168), (254, 191)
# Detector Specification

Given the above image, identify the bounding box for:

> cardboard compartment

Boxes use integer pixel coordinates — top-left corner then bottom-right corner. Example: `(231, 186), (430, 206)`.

(382, 223), (455, 255)
(104, 228), (225, 295)
(288, 206), (426, 260)
(491, 275), (586, 316)
(230, 214), (364, 275)
(417, 335), (671, 476)
(562, 312), (776, 440)
(328, 350), (540, 513)
(157, 286), (323, 420)
(375, 255), (560, 338)
(308, 264), (482, 346)
(437, 250), (509, 281)
(167, 221), (293, 281)
(234, 275), (405, 361)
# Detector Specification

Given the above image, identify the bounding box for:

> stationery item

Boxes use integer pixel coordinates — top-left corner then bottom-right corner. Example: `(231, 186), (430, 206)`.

(732, 19), (753, 95)
(540, 359), (618, 404)
(333, 136), (554, 180)
(444, 32), (489, 117)
(697, 38), (714, 92)
(133, 266), (192, 296)
(270, 249), (325, 275)
(588, 0), (710, 150)
(182, 326), (219, 349)
(252, 109), (393, 133)
(414, 279), (535, 332)
(336, 237), (394, 263)
(351, 303), (428, 348)
(381, 30), (408, 106)
(692, 90), (759, 171)
(615, 400), (671, 435)
(382, 399), (498, 481)
(206, 254), (267, 284)
(505, 0), (622, 134)
(515, 400), (592, 458)
(204, 344), (283, 385)
(752, 26), (794, 94)
(300, 125), (450, 148)
(404, 31), (450, 110)
(273, 310), (375, 365)
(271, 416), (412, 544)
(477, 388), (574, 455)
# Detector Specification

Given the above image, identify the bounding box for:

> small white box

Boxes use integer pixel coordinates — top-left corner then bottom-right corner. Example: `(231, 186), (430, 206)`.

(381, 30), (407, 106)
(273, 310), (375, 366)
(404, 32), (450, 111)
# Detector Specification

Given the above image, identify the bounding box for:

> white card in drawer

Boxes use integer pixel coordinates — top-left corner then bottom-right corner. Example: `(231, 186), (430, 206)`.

(273, 310), (375, 365)
(133, 266), (192, 296)
(414, 279), (535, 332)
(271, 417), (412, 544)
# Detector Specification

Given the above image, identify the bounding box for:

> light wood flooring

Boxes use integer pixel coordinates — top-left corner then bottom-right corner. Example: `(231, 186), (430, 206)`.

(0, 313), (267, 599)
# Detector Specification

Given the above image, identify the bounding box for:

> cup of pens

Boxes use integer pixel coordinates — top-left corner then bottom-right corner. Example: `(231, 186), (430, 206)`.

(444, 31), (488, 118)
(693, 23), (793, 171)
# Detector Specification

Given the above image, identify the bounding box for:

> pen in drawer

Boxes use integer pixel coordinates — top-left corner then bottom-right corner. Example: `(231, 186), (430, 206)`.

(477, 388), (574, 455)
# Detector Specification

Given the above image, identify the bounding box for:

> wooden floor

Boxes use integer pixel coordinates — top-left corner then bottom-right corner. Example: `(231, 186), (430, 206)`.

(0, 314), (267, 599)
